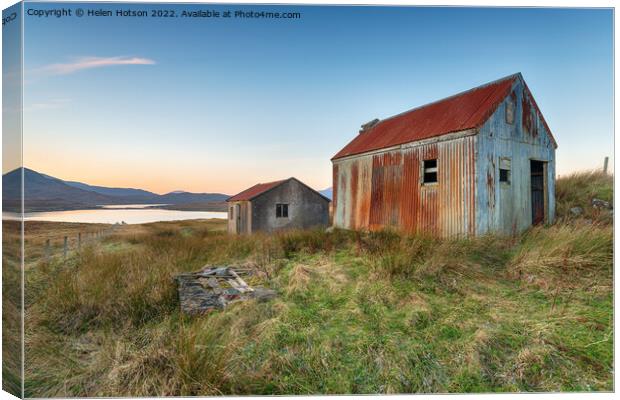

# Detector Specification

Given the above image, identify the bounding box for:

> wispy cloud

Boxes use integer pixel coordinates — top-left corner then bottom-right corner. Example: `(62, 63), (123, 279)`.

(27, 98), (71, 111)
(34, 56), (156, 76)
(4, 98), (72, 114)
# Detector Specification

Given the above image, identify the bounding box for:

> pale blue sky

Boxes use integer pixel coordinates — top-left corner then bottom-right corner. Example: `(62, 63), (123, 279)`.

(19, 3), (613, 194)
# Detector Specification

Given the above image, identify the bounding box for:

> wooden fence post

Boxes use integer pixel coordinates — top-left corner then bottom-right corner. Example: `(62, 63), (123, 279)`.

(78, 233), (82, 250)
(63, 236), (68, 260)
(45, 239), (50, 262)
(603, 156), (609, 175)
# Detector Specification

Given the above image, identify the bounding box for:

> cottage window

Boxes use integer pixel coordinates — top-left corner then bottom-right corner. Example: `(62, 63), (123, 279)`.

(499, 158), (511, 184)
(423, 159), (438, 184)
(506, 98), (515, 125)
(276, 203), (289, 218)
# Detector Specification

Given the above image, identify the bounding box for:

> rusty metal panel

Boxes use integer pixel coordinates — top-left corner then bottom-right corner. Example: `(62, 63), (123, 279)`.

(333, 135), (477, 237)
(369, 152), (403, 229)
(522, 81), (556, 147)
(357, 158), (372, 229)
(347, 157), (372, 230)
(349, 162), (359, 228)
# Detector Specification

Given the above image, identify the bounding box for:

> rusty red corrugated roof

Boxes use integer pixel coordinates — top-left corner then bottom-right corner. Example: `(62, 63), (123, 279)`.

(227, 179), (288, 202)
(333, 74), (525, 160)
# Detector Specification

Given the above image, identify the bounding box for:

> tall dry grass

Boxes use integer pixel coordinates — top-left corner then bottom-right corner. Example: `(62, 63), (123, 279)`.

(507, 222), (613, 292)
(555, 170), (613, 222)
(23, 170), (614, 395)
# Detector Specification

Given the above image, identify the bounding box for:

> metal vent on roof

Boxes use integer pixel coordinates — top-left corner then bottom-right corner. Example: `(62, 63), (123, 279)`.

(359, 118), (380, 134)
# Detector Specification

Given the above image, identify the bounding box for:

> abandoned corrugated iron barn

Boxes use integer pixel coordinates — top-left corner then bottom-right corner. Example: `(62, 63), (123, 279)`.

(227, 177), (330, 234)
(332, 73), (557, 237)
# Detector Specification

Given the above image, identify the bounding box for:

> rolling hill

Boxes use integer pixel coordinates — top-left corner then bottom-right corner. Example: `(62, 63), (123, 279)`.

(2, 168), (230, 212)
(63, 180), (156, 198)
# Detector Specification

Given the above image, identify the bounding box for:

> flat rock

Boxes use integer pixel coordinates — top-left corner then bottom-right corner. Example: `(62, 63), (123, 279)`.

(592, 198), (612, 209)
(175, 266), (276, 315)
(570, 206), (583, 216)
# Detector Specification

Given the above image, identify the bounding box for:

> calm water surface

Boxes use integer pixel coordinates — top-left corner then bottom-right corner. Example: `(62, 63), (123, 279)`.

(16, 206), (227, 224)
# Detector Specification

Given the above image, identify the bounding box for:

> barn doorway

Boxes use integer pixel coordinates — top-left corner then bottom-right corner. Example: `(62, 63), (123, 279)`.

(530, 160), (546, 225)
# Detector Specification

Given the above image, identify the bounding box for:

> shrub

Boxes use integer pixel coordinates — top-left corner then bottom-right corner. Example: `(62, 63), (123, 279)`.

(555, 170), (613, 222)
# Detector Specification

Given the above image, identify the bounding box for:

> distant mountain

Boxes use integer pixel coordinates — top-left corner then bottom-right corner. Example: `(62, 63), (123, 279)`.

(63, 180), (156, 198)
(2, 167), (230, 212)
(64, 181), (228, 204)
(3, 168), (122, 212)
(320, 187), (332, 200)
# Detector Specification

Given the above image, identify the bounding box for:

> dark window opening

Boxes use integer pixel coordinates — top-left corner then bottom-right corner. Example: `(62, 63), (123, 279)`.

(499, 169), (510, 183)
(423, 159), (438, 184)
(229, 207), (233, 220)
(276, 203), (289, 218)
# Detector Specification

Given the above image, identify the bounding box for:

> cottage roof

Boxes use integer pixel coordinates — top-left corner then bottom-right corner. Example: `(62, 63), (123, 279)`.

(332, 73), (556, 160)
(227, 179), (287, 202)
(227, 177), (331, 202)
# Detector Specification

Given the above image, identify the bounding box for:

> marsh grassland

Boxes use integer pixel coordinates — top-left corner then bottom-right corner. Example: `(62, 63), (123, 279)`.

(19, 171), (613, 396)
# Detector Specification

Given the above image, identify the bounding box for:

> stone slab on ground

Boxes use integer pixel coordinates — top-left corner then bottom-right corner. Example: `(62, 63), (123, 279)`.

(175, 266), (276, 315)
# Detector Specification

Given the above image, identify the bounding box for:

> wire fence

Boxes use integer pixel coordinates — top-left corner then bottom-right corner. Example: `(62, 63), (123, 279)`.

(42, 225), (119, 262)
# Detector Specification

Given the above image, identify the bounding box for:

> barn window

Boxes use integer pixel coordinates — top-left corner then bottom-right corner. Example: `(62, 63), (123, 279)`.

(506, 98), (515, 125)
(423, 159), (438, 184)
(499, 169), (510, 183)
(276, 203), (289, 218)
(499, 158), (511, 184)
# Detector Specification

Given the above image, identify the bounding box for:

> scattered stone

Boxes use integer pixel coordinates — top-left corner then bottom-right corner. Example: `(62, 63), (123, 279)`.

(570, 206), (583, 216)
(175, 266), (276, 315)
(592, 198), (612, 209)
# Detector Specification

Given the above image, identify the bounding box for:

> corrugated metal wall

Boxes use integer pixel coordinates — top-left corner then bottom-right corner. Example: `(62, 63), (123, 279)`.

(333, 135), (477, 237)
(476, 78), (556, 235)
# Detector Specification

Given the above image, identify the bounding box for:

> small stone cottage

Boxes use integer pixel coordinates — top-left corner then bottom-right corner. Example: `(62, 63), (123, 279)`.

(227, 177), (330, 234)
